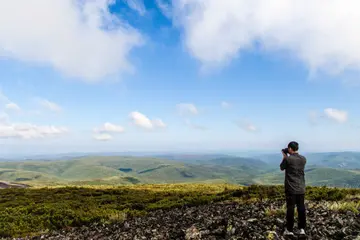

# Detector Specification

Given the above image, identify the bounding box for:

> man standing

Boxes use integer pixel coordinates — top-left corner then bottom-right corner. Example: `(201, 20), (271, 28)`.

(280, 141), (307, 237)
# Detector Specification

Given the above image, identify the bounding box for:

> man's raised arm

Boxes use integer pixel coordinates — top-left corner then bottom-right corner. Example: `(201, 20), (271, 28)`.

(280, 153), (288, 171)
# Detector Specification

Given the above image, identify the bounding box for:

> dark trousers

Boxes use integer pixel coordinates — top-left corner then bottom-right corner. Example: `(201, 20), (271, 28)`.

(286, 193), (306, 231)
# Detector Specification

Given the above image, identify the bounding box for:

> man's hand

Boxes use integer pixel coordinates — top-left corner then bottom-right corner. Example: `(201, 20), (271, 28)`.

(282, 151), (287, 159)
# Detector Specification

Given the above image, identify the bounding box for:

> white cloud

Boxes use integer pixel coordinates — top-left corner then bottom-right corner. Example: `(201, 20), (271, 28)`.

(93, 133), (113, 141)
(221, 101), (231, 109)
(170, 0), (360, 76)
(0, 0), (143, 81)
(39, 99), (62, 112)
(152, 118), (167, 128)
(129, 111), (166, 130)
(309, 108), (348, 125)
(324, 108), (348, 123)
(185, 119), (207, 130)
(0, 92), (21, 112)
(94, 122), (125, 133)
(156, 0), (172, 18)
(124, 0), (146, 16)
(0, 97), (67, 139)
(176, 103), (198, 116)
(130, 111), (153, 129)
(236, 120), (258, 132)
(5, 102), (21, 112)
(247, 124), (257, 132)
(0, 122), (68, 139)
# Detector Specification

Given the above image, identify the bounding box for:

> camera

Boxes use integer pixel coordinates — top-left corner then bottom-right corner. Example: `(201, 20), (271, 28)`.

(282, 148), (289, 154)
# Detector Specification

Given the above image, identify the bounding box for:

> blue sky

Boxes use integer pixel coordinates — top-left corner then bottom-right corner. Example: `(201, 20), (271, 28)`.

(0, 0), (360, 155)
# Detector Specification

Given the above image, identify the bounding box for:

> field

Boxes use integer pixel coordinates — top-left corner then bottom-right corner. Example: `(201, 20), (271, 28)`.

(1, 183), (360, 238)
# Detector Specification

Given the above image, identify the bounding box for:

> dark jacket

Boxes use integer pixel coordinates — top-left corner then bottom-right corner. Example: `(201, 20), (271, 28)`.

(280, 153), (306, 194)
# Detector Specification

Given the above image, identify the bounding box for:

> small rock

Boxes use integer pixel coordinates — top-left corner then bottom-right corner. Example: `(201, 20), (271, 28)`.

(247, 218), (258, 223)
(276, 218), (284, 225)
(185, 225), (201, 240)
(336, 217), (344, 226)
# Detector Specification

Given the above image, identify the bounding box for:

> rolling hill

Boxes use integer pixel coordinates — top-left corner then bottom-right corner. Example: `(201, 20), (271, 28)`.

(1, 152), (360, 188)
(0, 156), (261, 186)
(206, 156), (267, 169)
(253, 151), (360, 170)
(254, 167), (360, 188)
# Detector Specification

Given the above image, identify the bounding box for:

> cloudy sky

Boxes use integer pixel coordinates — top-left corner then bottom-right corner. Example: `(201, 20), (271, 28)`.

(0, 0), (360, 155)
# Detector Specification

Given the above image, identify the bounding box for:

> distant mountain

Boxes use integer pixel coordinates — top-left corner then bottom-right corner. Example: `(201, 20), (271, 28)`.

(254, 166), (360, 188)
(307, 152), (360, 169)
(206, 157), (267, 169)
(254, 151), (360, 170)
(2, 152), (235, 162)
(0, 156), (260, 186)
(152, 154), (232, 164)
(1, 152), (360, 188)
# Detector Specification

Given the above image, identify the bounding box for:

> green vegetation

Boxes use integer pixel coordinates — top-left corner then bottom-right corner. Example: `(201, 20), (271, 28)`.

(2, 154), (360, 188)
(323, 201), (360, 214)
(1, 184), (360, 238)
(0, 156), (261, 187)
(255, 167), (360, 188)
(264, 203), (286, 217)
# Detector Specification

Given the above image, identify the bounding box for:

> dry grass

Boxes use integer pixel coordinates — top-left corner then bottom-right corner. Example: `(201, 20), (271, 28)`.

(345, 194), (360, 200)
(32, 183), (242, 194)
(125, 183), (242, 193)
(264, 204), (287, 217)
(105, 211), (127, 224)
(323, 201), (360, 213)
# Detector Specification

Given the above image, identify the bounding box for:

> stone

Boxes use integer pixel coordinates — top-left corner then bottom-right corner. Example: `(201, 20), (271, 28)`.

(185, 225), (201, 240)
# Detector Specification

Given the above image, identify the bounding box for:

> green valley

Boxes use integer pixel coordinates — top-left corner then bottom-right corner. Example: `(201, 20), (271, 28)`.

(1, 152), (360, 188)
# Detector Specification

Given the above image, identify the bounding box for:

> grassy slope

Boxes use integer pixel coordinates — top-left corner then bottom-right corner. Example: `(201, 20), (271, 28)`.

(1, 184), (360, 238)
(254, 167), (360, 188)
(255, 151), (360, 169)
(2, 155), (360, 187)
(0, 157), (258, 186)
(0, 168), (65, 185)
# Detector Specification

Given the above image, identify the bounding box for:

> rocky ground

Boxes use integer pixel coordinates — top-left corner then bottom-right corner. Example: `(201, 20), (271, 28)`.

(11, 200), (360, 240)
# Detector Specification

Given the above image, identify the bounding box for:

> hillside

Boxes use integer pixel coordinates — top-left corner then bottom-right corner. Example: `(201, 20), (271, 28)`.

(2, 153), (360, 188)
(310, 152), (360, 169)
(153, 153), (233, 163)
(254, 167), (360, 188)
(1, 184), (360, 239)
(206, 156), (267, 169)
(0, 156), (261, 187)
(254, 151), (360, 170)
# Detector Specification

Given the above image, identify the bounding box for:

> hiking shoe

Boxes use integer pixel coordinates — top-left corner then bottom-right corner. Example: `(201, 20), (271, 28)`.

(299, 229), (306, 235)
(284, 229), (294, 236)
